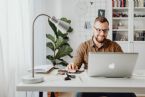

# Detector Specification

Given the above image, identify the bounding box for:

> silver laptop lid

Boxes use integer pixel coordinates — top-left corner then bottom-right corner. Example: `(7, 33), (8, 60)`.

(88, 52), (138, 78)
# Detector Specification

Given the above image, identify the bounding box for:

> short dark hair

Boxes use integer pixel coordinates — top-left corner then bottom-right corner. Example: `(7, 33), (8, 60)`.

(94, 16), (109, 25)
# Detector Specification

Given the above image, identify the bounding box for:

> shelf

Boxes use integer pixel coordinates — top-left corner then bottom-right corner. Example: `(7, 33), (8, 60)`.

(113, 17), (128, 20)
(134, 40), (145, 42)
(134, 29), (145, 31)
(113, 29), (128, 31)
(133, 41), (145, 43)
(115, 41), (145, 43)
(134, 7), (145, 10)
(114, 41), (129, 43)
(113, 7), (128, 10)
(134, 17), (145, 20)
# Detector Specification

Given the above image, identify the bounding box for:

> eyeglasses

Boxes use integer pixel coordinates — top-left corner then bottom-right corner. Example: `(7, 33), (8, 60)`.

(94, 27), (109, 33)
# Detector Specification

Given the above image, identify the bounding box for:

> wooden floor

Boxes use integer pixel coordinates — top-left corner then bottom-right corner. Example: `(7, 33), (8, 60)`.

(138, 96), (145, 97)
(51, 92), (145, 97)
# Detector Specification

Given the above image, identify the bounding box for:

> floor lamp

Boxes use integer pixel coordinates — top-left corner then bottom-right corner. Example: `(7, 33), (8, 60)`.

(22, 14), (70, 84)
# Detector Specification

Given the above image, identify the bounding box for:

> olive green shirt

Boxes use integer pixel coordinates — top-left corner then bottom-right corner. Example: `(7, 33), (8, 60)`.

(73, 38), (123, 69)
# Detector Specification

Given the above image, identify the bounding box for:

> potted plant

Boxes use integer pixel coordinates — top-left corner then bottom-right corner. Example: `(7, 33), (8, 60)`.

(46, 17), (73, 66)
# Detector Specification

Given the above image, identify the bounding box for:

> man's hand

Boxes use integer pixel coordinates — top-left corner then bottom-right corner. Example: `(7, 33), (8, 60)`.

(66, 63), (78, 73)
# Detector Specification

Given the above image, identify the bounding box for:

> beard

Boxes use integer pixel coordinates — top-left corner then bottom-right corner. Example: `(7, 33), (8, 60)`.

(95, 35), (106, 43)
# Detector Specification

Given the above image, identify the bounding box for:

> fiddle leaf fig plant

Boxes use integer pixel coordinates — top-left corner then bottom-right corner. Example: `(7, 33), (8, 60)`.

(46, 17), (73, 66)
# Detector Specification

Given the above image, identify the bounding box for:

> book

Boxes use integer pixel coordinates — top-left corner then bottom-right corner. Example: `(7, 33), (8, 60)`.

(126, 0), (128, 7)
(136, 0), (139, 7)
(140, 0), (144, 7)
(138, 0), (140, 7)
(123, 0), (126, 7)
(28, 65), (54, 73)
(112, 0), (114, 7)
(115, 0), (118, 7)
(122, 0), (124, 7)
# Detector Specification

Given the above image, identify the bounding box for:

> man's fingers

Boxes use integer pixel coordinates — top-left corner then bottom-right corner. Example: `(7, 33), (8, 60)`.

(71, 63), (78, 70)
(75, 65), (78, 70)
(66, 63), (78, 73)
(66, 63), (73, 70)
(67, 64), (72, 70)
(71, 63), (75, 70)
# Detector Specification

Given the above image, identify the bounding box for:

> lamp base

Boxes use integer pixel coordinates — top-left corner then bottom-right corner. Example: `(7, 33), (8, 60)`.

(22, 75), (44, 84)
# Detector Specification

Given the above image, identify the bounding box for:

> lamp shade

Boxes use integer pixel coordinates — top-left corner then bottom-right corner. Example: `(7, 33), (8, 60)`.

(50, 16), (70, 33)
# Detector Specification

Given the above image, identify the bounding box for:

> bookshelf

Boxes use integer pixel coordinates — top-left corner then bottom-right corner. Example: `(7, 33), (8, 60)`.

(111, 0), (145, 69)
(134, 7), (145, 10)
(112, 0), (145, 43)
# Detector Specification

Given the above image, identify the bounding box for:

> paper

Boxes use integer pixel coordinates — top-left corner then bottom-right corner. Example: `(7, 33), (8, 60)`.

(28, 65), (54, 73)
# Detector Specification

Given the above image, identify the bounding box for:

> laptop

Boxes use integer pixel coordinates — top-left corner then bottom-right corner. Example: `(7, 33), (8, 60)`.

(87, 52), (138, 78)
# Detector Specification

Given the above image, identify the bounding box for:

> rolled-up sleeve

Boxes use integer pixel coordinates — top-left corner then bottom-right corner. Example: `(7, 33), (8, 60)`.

(114, 42), (123, 52)
(73, 43), (86, 69)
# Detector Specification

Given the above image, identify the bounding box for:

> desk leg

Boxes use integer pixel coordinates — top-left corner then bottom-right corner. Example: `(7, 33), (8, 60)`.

(39, 92), (43, 97)
(51, 92), (55, 97)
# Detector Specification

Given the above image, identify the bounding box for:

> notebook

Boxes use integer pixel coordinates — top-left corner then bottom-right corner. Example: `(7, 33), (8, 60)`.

(87, 52), (138, 78)
(28, 65), (54, 73)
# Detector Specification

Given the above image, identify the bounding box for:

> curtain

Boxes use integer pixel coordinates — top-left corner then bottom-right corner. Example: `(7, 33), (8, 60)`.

(0, 0), (32, 97)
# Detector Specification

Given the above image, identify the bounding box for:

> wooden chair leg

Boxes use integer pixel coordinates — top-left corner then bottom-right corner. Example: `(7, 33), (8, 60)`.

(47, 92), (51, 97)
(47, 92), (59, 97)
(54, 92), (59, 97)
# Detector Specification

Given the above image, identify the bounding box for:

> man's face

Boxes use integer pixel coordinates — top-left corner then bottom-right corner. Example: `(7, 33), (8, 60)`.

(93, 21), (109, 43)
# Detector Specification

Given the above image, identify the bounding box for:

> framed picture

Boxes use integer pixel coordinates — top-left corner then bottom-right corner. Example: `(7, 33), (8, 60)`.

(98, 9), (105, 17)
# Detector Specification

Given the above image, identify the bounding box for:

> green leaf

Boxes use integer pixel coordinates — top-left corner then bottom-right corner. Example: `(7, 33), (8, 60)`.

(68, 54), (73, 58)
(57, 30), (65, 37)
(48, 20), (58, 37)
(46, 42), (55, 51)
(56, 28), (68, 39)
(57, 59), (68, 66)
(67, 27), (73, 32)
(46, 34), (55, 43)
(55, 37), (67, 49)
(46, 55), (54, 60)
(55, 45), (73, 59)
(60, 17), (71, 24)
(57, 30), (69, 40)
(46, 55), (57, 65)
(67, 20), (71, 24)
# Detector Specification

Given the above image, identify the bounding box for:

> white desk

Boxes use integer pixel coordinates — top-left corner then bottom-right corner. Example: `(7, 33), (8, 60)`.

(16, 70), (145, 94)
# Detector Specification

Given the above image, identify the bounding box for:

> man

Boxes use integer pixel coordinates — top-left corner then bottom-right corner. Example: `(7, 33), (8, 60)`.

(66, 17), (136, 97)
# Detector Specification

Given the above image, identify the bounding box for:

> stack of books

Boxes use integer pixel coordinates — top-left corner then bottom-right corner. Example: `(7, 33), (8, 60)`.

(112, 0), (145, 7)
(112, 0), (128, 7)
(28, 65), (54, 73)
(134, 0), (145, 7)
